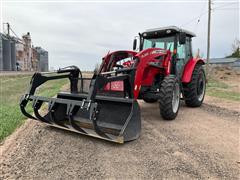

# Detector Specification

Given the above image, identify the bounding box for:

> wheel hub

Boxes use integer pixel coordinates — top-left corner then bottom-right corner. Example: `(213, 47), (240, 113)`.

(197, 72), (205, 101)
(172, 83), (180, 113)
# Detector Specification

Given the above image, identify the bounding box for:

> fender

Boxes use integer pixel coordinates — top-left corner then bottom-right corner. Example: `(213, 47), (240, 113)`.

(182, 58), (205, 83)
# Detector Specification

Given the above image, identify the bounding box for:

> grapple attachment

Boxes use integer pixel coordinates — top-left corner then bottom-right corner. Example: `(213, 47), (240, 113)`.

(20, 66), (141, 143)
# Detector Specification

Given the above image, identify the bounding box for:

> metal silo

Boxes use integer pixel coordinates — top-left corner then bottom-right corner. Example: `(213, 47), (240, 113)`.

(2, 36), (12, 71)
(0, 34), (3, 70)
(10, 41), (16, 71)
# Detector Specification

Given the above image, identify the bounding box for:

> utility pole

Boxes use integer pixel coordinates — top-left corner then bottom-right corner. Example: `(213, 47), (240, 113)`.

(206, 0), (211, 77)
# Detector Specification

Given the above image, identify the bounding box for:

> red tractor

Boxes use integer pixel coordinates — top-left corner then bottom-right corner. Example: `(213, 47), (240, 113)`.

(20, 26), (206, 143)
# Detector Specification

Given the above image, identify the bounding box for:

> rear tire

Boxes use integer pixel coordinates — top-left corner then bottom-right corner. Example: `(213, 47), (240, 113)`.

(159, 75), (180, 120)
(183, 63), (206, 107)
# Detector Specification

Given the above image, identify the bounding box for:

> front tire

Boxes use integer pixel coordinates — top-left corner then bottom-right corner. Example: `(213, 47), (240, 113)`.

(159, 75), (180, 120)
(183, 63), (206, 107)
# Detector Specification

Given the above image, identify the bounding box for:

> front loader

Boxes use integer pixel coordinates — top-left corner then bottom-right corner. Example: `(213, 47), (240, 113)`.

(20, 26), (206, 143)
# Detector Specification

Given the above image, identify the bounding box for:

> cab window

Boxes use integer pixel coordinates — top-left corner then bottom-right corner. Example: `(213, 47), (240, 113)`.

(177, 43), (186, 59)
(143, 36), (175, 51)
(177, 36), (192, 62)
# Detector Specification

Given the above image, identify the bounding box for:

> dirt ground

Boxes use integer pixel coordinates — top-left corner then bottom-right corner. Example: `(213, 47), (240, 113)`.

(0, 96), (239, 179)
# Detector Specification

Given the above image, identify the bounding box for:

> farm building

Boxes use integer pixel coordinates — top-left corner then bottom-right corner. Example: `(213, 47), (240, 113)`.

(210, 58), (240, 70)
(0, 34), (2, 70)
(0, 32), (48, 72)
(16, 32), (32, 71)
(16, 43), (49, 72)
(0, 33), (16, 71)
(35, 47), (49, 72)
(15, 33), (49, 72)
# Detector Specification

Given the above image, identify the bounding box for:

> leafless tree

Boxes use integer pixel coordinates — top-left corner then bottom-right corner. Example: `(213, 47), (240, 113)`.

(231, 38), (240, 52)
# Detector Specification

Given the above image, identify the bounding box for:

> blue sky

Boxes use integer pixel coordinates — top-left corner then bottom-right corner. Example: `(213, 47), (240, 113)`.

(2, 0), (239, 70)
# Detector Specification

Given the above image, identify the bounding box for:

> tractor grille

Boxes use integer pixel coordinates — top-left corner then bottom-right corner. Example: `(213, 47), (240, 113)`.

(77, 76), (125, 97)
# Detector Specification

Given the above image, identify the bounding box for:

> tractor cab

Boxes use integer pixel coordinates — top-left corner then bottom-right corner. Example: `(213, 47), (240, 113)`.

(133, 26), (196, 76)
(135, 26), (195, 53)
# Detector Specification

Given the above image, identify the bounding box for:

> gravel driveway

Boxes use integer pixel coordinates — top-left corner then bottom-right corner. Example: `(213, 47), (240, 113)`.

(0, 99), (239, 179)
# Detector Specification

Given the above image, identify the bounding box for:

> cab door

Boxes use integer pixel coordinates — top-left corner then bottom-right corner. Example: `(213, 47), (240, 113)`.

(176, 37), (192, 77)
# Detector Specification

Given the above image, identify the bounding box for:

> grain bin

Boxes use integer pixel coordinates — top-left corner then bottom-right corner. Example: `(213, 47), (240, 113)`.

(10, 41), (16, 71)
(2, 36), (11, 71)
(0, 34), (3, 70)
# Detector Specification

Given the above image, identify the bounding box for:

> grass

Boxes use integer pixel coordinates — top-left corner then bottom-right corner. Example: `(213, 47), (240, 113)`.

(207, 79), (229, 89)
(0, 74), (67, 142)
(206, 78), (240, 101)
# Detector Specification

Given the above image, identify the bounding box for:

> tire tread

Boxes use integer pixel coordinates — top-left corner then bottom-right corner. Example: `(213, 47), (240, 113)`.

(183, 63), (205, 107)
(159, 75), (179, 120)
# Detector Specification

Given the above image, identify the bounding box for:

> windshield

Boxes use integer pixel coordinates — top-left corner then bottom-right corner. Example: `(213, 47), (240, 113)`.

(143, 36), (175, 51)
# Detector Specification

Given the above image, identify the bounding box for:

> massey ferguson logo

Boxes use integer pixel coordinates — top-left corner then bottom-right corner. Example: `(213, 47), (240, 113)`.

(141, 52), (149, 58)
(151, 50), (166, 54)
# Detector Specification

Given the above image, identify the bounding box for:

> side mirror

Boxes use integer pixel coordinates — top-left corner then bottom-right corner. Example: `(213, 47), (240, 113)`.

(133, 38), (137, 50)
(179, 32), (186, 44)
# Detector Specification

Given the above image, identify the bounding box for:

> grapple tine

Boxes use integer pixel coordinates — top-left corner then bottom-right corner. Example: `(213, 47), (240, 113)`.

(20, 95), (37, 120)
(68, 105), (87, 134)
(33, 108), (50, 123)
(88, 102), (111, 139)
(31, 98), (52, 124)
(49, 110), (67, 127)
(92, 119), (111, 139)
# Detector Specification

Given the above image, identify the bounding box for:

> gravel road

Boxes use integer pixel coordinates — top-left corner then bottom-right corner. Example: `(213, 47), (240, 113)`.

(0, 99), (239, 179)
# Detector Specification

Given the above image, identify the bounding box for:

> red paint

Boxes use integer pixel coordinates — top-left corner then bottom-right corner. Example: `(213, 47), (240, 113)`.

(104, 81), (124, 91)
(99, 49), (204, 99)
(182, 58), (205, 83)
(133, 48), (170, 98)
(100, 50), (137, 92)
(123, 60), (134, 68)
(100, 50), (137, 72)
(100, 48), (171, 99)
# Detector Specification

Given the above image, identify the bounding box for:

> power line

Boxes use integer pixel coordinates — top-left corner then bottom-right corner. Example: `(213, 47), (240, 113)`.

(9, 26), (21, 40)
(3, 22), (23, 43)
(181, 0), (209, 28)
(181, 10), (208, 28)
(181, 1), (239, 28)
(213, 8), (239, 10)
(193, 1), (208, 32)
(212, 2), (238, 10)
(181, 1), (238, 28)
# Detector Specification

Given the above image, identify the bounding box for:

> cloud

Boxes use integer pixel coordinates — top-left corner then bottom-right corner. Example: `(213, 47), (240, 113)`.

(3, 1), (239, 70)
